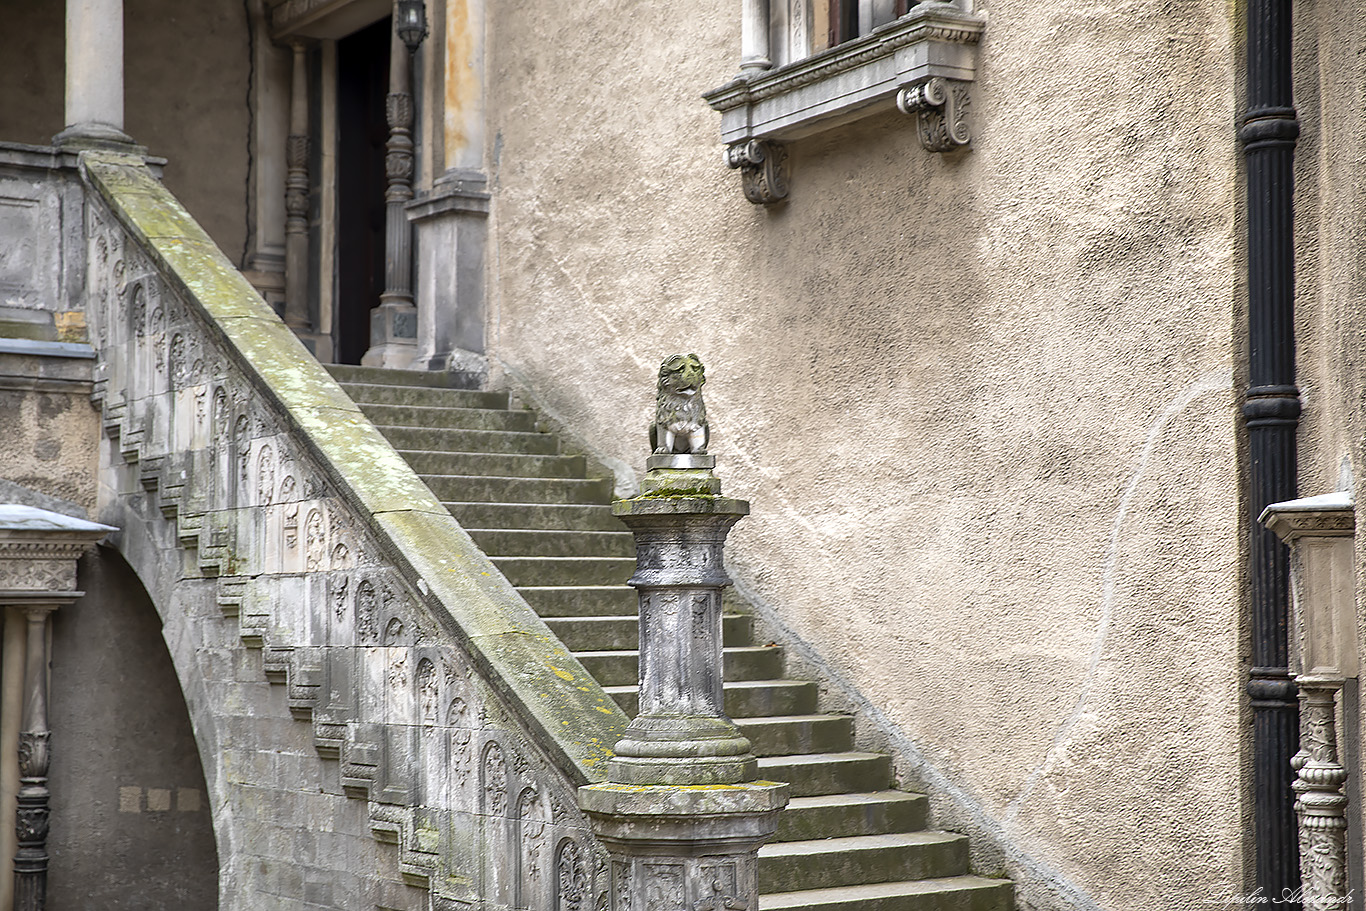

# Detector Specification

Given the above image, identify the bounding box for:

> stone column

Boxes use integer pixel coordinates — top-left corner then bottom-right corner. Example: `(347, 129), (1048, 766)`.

(580, 357), (787, 911)
(55, 0), (135, 148)
(740, 0), (771, 72)
(0, 505), (115, 911)
(283, 40), (313, 338)
(362, 21), (421, 368)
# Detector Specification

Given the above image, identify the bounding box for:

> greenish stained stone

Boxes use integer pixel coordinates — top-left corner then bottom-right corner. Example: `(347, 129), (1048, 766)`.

(613, 495), (750, 517)
(638, 468), (721, 496)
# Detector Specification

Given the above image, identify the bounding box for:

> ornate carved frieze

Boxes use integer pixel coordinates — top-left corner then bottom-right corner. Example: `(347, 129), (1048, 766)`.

(897, 77), (971, 152)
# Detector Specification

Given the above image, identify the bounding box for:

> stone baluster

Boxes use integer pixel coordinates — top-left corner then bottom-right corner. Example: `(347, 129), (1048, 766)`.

(580, 354), (787, 911)
(1292, 676), (1349, 911)
(363, 8), (424, 367)
(55, 0), (135, 148)
(283, 40), (312, 337)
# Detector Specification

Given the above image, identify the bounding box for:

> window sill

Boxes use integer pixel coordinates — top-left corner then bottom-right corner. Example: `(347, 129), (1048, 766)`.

(703, 2), (984, 201)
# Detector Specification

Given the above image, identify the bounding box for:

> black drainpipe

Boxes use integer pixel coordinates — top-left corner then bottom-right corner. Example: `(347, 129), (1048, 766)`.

(1239, 0), (1300, 902)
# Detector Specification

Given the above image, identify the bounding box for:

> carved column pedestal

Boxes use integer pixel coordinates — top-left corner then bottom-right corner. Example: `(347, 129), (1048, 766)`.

(580, 368), (788, 911)
(580, 782), (787, 911)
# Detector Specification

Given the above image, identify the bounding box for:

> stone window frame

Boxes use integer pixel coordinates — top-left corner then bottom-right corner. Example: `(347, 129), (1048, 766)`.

(703, 0), (985, 204)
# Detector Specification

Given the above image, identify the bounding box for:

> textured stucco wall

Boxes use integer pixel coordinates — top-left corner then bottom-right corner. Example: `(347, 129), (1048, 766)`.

(0, 0), (251, 263)
(484, 1), (1246, 907)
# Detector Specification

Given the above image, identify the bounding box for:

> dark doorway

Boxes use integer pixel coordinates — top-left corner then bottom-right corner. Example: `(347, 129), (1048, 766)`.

(336, 17), (391, 365)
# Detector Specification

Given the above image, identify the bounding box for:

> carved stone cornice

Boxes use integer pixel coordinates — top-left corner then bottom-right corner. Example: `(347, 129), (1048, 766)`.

(1262, 492), (1355, 543)
(705, 2), (983, 200)
(0, 506), (116, 598)
(703, 2), (983, 146)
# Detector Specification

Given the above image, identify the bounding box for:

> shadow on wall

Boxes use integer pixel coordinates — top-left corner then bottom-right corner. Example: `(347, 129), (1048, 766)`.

(47, 548), (218, 910)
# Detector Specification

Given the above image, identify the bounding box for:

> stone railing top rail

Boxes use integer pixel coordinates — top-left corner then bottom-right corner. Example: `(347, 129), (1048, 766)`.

(80, 151), (629, 785)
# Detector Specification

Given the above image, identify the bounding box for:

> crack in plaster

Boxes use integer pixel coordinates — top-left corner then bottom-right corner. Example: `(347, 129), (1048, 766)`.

(1005, 370), (1234, 819)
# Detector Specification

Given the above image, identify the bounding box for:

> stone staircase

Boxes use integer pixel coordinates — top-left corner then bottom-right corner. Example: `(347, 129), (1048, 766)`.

(328, 364), (1012, 911)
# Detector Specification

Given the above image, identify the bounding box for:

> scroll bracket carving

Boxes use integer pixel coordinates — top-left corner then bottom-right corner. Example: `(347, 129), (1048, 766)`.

(896, 76), (972, 153)
(724, 140), (789, 206)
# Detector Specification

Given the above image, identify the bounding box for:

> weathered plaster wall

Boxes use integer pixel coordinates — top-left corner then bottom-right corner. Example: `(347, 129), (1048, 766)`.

(0, 0), (251, 263)
(0, 386), (99, 515)
(484, 1), (1245, 907)
(48, 549), (219, 910)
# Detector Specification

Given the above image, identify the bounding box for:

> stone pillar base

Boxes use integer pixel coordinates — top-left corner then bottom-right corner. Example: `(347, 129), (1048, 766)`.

(579, 781), (788, 911)
(52, 123), (139, 152)
(361, 302), (418, 367)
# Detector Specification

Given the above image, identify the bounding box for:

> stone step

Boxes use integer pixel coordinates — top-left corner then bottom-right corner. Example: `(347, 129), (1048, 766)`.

(574, 646), (784, 686)
(358, 402), (538, 432)
(337, 382), (509, 410)
(422, 475), (613, 505)
(543, 614), (754, 651)
(759, 876), (1013, 911)
(448, 501), (621, 531)
(733, 713), (854, 758)
(326, 363), (480, 389)
(759, 832), (968, 893)
(603, 679), (818, 718)
(774, 791), (929, 842)
(490, 555), (636, 587)
(757, 752), (893, 797)
(378, 426), (560, 456)
(469, 528), (635, 558)
(517, 585), (638, 617)
(398, 450), (588, 479)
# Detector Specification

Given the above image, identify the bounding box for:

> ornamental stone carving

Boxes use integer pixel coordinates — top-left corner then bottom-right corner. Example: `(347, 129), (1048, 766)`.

(897, 77), (972, 152)
(724, 140), (788, 206)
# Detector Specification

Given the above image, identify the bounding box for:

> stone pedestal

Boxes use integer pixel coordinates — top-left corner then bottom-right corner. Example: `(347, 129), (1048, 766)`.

(580, 783), (787, 911)
(580, 449), (788, 911)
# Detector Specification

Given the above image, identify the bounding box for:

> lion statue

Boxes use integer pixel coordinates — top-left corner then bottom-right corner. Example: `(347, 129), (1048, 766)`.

(650, 353), (709, 454)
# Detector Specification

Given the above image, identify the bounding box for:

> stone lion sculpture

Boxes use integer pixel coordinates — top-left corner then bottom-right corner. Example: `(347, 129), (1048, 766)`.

(650, 353), (709, 454)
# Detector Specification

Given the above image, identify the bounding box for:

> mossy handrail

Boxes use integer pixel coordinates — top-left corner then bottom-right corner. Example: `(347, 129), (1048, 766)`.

(81, 151), (628, 785)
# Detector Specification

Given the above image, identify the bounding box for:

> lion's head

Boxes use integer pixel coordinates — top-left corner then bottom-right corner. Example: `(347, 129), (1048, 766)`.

(658, 353), (705, 395)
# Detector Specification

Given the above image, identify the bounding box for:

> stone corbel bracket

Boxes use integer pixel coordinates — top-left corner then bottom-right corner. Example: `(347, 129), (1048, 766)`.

(897, 76), (971, 152)
(704, 1), (984, 203)
(725, 139), (789, 206)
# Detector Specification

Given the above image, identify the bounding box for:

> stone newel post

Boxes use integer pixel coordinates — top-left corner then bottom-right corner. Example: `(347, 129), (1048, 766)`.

(579, 354), (787, 911)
